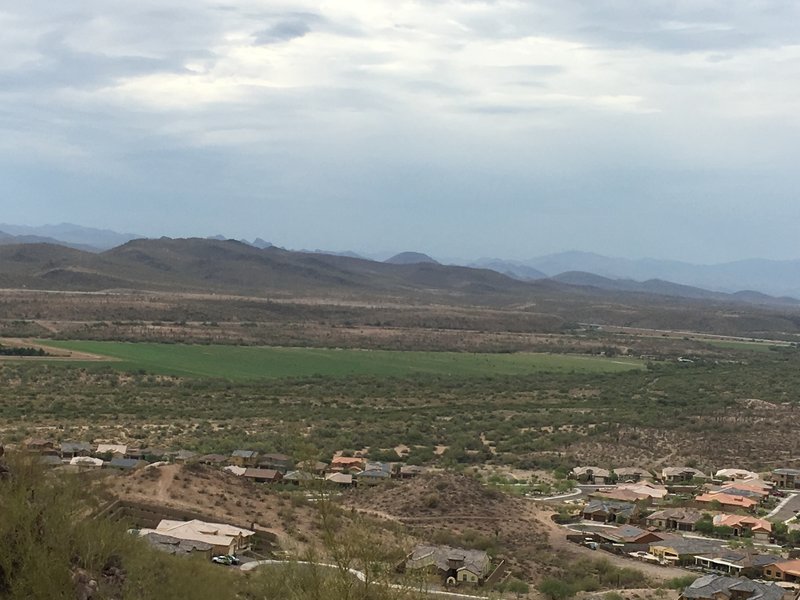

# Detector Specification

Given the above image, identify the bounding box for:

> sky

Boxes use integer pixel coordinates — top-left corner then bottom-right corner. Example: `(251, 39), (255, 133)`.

(1, 1), (800, 263)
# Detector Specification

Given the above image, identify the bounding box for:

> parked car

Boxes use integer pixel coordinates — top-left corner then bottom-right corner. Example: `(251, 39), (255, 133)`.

(211, 555), (240, 566)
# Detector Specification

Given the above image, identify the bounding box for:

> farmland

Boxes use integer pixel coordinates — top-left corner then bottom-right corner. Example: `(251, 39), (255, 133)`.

(34, 340), (645, 380)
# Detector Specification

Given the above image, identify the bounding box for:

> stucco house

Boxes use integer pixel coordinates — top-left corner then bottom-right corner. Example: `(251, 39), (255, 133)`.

(405, 545), (491, 586)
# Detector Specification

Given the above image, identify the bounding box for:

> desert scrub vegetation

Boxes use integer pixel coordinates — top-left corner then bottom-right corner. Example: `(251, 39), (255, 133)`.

(0, 452), (419, 600)
(1, 351), (799, 469)
(537, 557), (648, 600)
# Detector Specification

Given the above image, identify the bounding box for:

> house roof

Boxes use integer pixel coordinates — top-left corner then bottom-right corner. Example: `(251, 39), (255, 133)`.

(713, 514), (772, 533)
(583, 499), (636, 518)
(572, 466), (611, 478)
(715, 469), (760, 481)
(25, 438), (54, 447)
(594, 489), (648, 503)
(260, 453), (291, 462)
(198, 454), (229, 463)
(108, 457), (142, 470)
(96, 444), (127, 455)
(651, 535), (722, 556)
(696, 492), (758, 509)
(331, 456), (364, 465)
(696, 550), (778, 569)
(614, 467), (650, 477)
(141, 532), (213, 555)
(599, 525), (662, 544)
(153, 519), (254, 548)
(40, 455), (63, 466)
(358, 467), (391, 479)
(61, 442), (91, 452)
(663, 467), (707, 479)
(174, 450), (197, 460)
(409, 545), (489, 576)
(69, 456), (104, 467)
(767, 559), (800, 576)
(773, 468), (800, 476)
(222, 465), (246, 476)
(297, 460), (328, 471)
(242, 468), (280, 480)
(681, 575), (785, 600)
(646, 508), (705, 524)
(325, 472), (353, 484)
(231, 450), (257, 458)
(283, 470), (315, 481)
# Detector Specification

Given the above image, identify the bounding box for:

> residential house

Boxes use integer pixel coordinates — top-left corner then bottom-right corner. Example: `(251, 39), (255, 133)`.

(230, 450), (259, 467)
(662, 467), (708, 483)
(696, 492), (758, 512)
(141, 519), (255, 556)
(357, 462), (392, 485)
(258, 453), (293, 472)
(296, 460), (328, 475)
(582, 500), (637, 523)
(405, 545), (491, 586)
(649, 536), (722, 565)
(645, 508), (705, 532)
(107, 457), (144, 471)
(242, 468), (283, 484)
(197, 454), (230, 466)
(716, 480), (772, 501)
(325, 472), (354, 487)
(330, 456), (365, 472)
(773, 469), (800, 490)
(172, 450), (197, 464)
(125, 447), (165, 462)
(614, 467), (651, 483)
(399, 465), (428, 478)
(283, 470), (315, 485)
(593, 481), (668, 503)
(764, 560), (800, 584)
(96, 444), (127, 458)
(223, 465), (246, 476)
(24, 438), (57, 454)
(694, 550), (778, 578)
(595, 525), (663, 545)
(40, 455), (64, 467)
(69, 456), (104, 469)
(140, 532), (213, 559)
(571, 466), (611, 484)
(715, 469), (761, 482)
(679, 574), (787, 600)
(713, 515), (772, 542)
(60, 442), (92, 459)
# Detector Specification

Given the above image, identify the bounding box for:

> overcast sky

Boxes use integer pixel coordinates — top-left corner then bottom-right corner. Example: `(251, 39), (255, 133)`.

(2, 1), (799, 262)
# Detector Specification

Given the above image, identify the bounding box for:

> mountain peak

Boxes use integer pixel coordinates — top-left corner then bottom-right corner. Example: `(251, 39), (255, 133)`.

(384, 252), (439, 265)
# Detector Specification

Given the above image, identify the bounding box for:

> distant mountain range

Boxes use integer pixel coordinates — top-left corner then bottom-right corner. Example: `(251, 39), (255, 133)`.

(0, 223), (141, 251)
(2, 223), (800, 302)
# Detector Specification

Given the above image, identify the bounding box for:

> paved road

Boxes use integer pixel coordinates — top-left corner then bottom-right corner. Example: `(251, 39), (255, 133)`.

(769, 493), (800, 523)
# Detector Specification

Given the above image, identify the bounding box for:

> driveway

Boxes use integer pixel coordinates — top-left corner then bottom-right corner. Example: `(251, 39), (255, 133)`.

(768, 493), (800, 523)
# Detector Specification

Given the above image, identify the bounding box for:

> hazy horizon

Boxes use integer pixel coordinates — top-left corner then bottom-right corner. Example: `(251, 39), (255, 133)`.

(2, 2), (800, 263)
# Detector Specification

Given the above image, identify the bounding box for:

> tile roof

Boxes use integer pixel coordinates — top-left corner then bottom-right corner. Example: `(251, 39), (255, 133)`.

(409, 545), (489, 576)
(646, 508), (705, 524)
(681, 575), (785, 600)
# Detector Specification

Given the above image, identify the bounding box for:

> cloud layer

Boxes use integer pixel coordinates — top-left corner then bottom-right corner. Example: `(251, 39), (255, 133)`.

(2, 1), (799, 261)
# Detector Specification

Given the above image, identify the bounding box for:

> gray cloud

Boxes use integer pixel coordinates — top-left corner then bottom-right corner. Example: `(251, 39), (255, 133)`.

(1, 1), (800, 262)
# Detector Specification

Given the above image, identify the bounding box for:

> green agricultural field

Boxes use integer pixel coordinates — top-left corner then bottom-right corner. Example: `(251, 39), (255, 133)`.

(38, 340), (644, 381)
